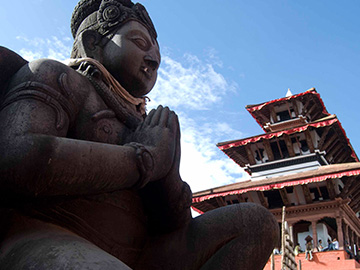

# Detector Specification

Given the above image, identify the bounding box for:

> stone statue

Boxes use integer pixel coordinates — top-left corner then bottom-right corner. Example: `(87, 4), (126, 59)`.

(0, 0), (279, 269)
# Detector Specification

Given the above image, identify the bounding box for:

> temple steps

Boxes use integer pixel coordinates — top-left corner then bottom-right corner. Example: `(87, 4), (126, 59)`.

(264, 250), (360, 270)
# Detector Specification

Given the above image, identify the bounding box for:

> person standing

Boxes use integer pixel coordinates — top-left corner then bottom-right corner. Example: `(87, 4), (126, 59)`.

(305, 239), (314, 260)
(333, 238), (339, 250)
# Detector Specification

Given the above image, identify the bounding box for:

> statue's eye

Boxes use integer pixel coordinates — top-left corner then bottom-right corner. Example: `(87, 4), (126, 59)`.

(131, 37), (148, 50)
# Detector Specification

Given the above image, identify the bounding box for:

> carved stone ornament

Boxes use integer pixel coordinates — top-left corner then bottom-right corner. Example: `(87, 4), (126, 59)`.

(71, 0), (157, 40)
(97, 0), (129, 32)
(97, 0), (157, 38)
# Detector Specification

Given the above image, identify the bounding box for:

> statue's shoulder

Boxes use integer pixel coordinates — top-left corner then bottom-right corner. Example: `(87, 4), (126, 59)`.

(0, 50), (94, 121)
(12, 58), (90, 90)
(0, 46), (28, 94)
(3, 58), (94, 110)
(0, 47), (83, 91)
(26, 58), (75, 77)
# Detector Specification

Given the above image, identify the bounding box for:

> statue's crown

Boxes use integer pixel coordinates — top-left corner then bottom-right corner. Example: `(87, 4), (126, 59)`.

(71, 0), (157, 39)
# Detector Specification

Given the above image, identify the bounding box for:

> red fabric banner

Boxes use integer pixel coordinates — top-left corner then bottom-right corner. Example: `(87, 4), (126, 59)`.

(218, 118), (338, 150)
(192, 169), (360, 203)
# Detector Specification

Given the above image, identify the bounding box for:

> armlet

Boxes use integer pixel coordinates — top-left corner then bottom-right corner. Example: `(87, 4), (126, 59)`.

(0, 73), (77, 130)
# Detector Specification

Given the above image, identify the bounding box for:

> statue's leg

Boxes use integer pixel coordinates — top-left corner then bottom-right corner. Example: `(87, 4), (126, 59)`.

(0, 214), (132, 270)
(136, 203), (279, 270)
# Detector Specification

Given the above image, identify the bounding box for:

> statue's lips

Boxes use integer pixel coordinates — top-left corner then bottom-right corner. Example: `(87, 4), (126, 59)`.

(141, 66), (152, 79)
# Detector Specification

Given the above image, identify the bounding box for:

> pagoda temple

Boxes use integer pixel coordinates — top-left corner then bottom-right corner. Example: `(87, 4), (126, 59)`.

(192, 88), (360, 269)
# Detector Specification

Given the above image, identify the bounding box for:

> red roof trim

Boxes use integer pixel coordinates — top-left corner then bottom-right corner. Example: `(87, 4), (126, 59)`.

(191, 206), (204, 215)
(192, 169), (360, 203)
(246, 90), (328, 114)
(314, 92), (329, 116)
(335, 119), (359, 161)
(246, 91), (330, 131)
(218, 118), (338, 150)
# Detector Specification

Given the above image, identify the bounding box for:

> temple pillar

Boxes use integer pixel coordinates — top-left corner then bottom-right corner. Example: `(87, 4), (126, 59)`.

(351, 230), (355, 253)
(311, 221), (318, 251)
(345, 224), (349, 247)
(289, 225), (294, 242)
(336, 216), (344, 250)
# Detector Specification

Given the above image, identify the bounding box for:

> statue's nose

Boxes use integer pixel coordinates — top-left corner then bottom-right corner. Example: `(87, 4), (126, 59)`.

(144, 54), (159, 71)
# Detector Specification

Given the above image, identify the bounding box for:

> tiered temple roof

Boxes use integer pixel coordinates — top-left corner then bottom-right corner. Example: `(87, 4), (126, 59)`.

(192, 162), (360, 214)
(246, 88), (329, 131)
(192, 89), (360, 262)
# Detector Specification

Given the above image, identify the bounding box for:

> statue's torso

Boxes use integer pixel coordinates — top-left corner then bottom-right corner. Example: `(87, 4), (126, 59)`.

(5, 59), (147, 264)
(61, 78), (147, 261)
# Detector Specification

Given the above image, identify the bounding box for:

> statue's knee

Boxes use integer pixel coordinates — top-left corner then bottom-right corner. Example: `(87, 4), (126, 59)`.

(0, 236), (60, 270)
(244, 203), (279, 244)
(0, 234), (130, 270)
(229, 203), (279, 244)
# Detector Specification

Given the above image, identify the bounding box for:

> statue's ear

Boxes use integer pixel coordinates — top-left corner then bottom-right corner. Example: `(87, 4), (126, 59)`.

(79, 30), (103, 61)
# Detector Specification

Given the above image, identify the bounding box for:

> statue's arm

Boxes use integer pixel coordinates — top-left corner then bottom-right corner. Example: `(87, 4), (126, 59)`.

(140, 113), (193, 233)
(0, 59), (143, 197)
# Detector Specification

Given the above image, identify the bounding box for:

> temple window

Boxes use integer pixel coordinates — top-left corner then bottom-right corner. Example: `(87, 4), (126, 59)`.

(255, 148), (264, 162)
(300, 140), (309, 153)
(277, 110), (291, 122)
(309, 185), (330, 201)
(276, 107), (295, 122)
(270, 139), (289, 160)
(263, 190), (283, 209)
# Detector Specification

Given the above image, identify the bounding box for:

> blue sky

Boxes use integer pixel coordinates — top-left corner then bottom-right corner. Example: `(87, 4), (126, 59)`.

(1, 0), (360, 192)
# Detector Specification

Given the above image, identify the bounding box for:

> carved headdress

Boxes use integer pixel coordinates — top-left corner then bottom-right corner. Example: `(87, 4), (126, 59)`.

(71, 0), (157, 41)
(69, 0), (158, 123)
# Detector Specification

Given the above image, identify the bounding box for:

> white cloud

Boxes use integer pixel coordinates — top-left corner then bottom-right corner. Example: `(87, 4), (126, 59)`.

(148, 54), (235, 110)
(204, 47), (223, 68)
(177, 114), (247, 192)
(16, 35), (72, 61)
(18, 49), (43, 62)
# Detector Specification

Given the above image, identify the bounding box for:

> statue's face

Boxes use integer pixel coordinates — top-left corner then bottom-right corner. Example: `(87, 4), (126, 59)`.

(101, 20), (160, 97)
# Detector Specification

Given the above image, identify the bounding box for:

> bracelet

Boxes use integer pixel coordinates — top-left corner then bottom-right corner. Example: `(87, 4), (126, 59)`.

(126, 142), (154, 189)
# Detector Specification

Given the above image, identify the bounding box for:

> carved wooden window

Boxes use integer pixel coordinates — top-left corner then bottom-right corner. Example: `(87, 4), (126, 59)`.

(277, 110), (291, 121)
(270, 139), (289, 160)
(263, 190), (283, 209)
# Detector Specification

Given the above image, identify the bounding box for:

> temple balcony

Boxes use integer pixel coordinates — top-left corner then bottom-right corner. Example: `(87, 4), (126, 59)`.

(264, 115), (307, 132)
(246, 150), (328, 180)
